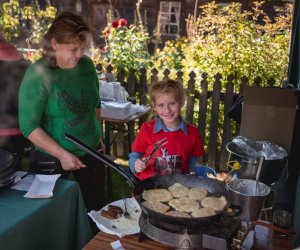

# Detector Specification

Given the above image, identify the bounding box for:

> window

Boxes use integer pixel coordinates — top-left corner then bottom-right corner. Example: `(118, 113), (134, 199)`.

(218, 3), (230, 8)
(218, 2), (241, 12)
(159, 1), (181, 35)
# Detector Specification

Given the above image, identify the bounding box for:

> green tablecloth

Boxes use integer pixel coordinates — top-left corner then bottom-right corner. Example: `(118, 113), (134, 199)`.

(0, 178), (92, 250)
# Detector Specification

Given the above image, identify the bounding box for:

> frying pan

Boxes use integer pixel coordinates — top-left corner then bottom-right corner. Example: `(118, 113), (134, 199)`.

(65, 134), (237, 227)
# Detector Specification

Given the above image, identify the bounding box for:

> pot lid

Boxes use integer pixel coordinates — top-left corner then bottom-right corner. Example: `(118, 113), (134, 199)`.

(226, 136), (288, 161)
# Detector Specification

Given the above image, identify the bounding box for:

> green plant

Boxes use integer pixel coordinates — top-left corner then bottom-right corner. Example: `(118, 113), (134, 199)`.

(150, 1), (292, 93)
(93, 18), (151, 76)
(152, 37), (188, 72)
(27, 5), (57, 45)
(0, 0), (21, 41)
(183, 1), (291, 89)
(0, 0), (57, 46)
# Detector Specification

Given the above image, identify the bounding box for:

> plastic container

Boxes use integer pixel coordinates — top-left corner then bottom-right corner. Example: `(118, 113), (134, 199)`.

(101, 101), (132, 120)
(226, 136), (288, 186)
(273, 210), (292, 229)
(192, 166), (216, 179)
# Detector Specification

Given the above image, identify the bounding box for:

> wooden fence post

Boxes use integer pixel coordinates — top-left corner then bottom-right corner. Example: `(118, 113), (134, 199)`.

(127, 70), (136, 103)
(116, 67), (125, 85)
(219, 74), (235, 170)
(139, 68), (148, 105)
(163, 69), (170, 80)
(151, 68), (158, 85)
(176, 70), (184, 83)
(268, 78), (275, 87)
(207, 73), (221, 167)
(185, 71), (196, 124)
(198, 73), (208, 151)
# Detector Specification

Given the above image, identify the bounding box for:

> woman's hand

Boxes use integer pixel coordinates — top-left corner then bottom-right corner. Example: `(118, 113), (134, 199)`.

(59, 151), (86, 171)
(27, 128), (86, 171)
(134, 158), (147, 173)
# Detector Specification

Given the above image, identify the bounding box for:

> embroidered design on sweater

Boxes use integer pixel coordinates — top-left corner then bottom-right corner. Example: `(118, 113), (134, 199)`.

(58, 89), (90, 128)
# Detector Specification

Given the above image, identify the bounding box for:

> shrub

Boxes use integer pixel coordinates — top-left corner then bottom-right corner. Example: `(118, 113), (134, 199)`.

(183, 1), (292, 89)
(0, 0), (57, 46)
(93, 18), (151, 77)
(151, 1), (291, 90)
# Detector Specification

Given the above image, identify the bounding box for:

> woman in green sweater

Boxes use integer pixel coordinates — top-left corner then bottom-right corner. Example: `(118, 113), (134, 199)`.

(18, 12), (106, 218)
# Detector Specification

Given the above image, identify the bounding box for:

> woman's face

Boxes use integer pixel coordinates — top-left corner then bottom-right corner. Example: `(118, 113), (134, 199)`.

(51, 38), (86, 69)
(153, 92), (181, 128)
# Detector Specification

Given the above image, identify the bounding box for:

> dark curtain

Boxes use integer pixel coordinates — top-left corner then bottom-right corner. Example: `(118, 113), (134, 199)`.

(284, 1), (300, 247)
(288, 0), (300, 89)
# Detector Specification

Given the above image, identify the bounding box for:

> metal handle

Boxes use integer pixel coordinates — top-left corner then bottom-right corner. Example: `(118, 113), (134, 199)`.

(64, 133), (140, 187)
(256, 156), (264, 181)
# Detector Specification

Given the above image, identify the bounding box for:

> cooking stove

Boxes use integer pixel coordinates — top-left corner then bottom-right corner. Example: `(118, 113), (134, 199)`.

(138, 212), (251, 250)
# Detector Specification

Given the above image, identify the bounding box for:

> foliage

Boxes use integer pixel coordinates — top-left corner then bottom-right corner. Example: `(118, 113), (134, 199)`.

(182, 1), (292, 89)
(92, 18), (151, 76)
(0, 0), (57, 46)
(151, 2), (291, 89)
(152, 37), (189, 72)
(27, 5), (57, 45)
(0, 0), (19, 40)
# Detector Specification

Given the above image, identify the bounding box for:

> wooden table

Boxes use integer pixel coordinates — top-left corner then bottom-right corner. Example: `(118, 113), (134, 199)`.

(101, 106), (151, 155)
(83, 232), (172, 250)
(84, 224), (292, 250)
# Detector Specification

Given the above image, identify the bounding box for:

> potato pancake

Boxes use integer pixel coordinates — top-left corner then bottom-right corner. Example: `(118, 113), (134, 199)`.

(142, 188), (173, 202)
(201, 196), (227, 211)
(168, 197), (199, 213)
(191, 207), (216, 218)
(168, 183), (189, 198)
(188, 187), (208, 201)
(142, 200), (170, 213)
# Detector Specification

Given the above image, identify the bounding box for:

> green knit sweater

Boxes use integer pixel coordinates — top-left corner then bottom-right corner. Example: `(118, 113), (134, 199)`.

(19, 56), (101, 156)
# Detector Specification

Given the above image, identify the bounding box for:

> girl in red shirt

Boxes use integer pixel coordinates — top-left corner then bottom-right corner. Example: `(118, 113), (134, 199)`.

(128, 79), (205, 180)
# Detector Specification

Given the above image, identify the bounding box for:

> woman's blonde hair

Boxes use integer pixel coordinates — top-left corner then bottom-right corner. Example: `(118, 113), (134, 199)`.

(43, 11), (91, 66)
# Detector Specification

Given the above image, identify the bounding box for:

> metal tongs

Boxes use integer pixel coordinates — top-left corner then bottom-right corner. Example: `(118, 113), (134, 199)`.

(123, 198), (131, 219)
(143, 137), (168, 165)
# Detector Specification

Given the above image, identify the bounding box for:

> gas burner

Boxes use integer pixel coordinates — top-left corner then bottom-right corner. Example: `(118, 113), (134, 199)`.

(139, 212), (250, 250)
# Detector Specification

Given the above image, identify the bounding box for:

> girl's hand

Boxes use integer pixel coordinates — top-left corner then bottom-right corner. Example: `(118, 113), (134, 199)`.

(134, 158), (147, 173)
(59, 151), (86, 171)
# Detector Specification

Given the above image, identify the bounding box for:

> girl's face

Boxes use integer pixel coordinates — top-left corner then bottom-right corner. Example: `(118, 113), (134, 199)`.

(153, 92), (181, 128)
(51, 38), (86, 69)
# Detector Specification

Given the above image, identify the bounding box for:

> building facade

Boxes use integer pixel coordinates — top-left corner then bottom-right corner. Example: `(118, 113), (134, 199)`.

(0, 0), (291, 48)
